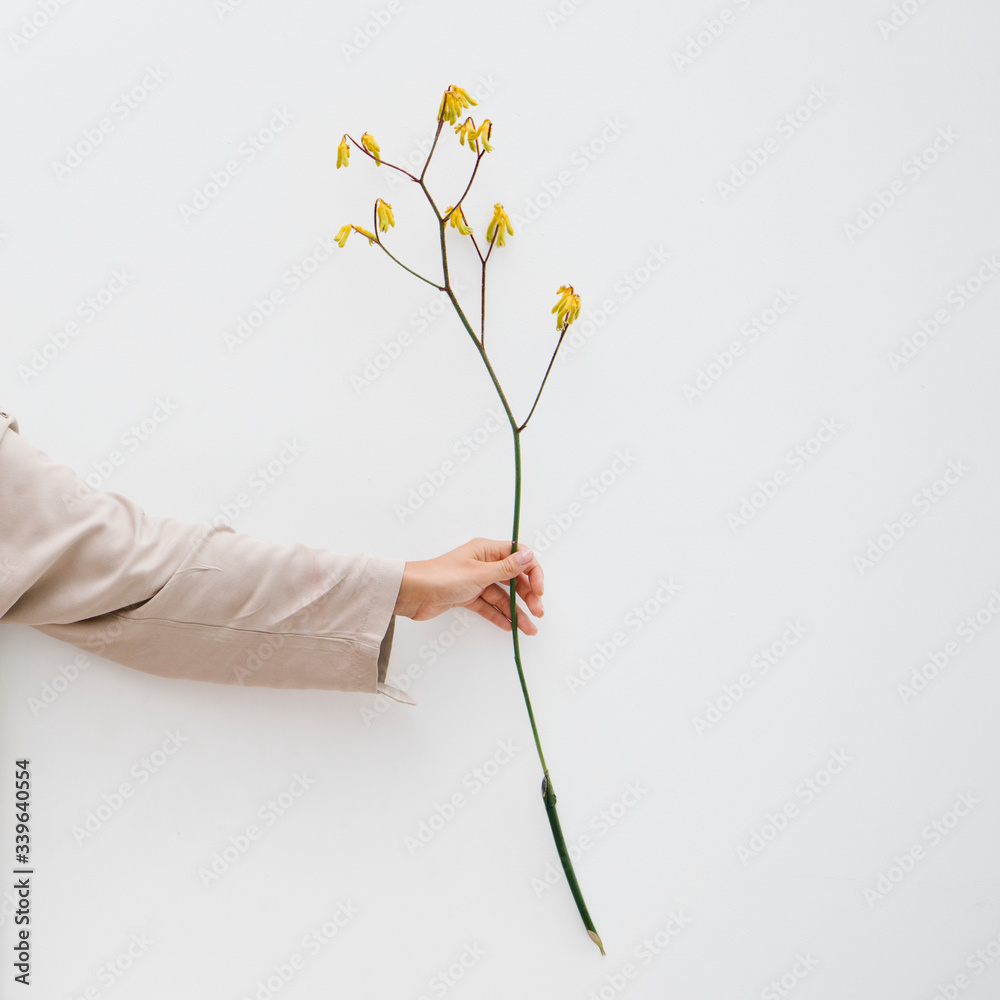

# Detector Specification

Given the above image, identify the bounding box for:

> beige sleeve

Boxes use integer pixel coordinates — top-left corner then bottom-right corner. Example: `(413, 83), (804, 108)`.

(0, 414), (413, 703)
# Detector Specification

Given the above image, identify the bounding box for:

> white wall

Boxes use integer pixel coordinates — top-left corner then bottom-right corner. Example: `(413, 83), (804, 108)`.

(2, 1), (1000, 997)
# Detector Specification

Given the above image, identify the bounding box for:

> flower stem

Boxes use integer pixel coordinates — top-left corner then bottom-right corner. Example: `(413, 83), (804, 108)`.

(518, 321), (568, 433)
(439, 284), (604, 957)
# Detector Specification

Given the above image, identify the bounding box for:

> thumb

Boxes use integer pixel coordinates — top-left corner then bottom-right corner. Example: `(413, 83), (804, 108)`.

(481, 547), (533, 585)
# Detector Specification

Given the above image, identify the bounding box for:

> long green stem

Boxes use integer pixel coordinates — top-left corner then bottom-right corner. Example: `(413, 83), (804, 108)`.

(439, 281), (604, 956)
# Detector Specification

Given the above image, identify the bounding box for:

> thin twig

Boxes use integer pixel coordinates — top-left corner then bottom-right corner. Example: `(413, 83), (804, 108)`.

(518, 321), (569, 432)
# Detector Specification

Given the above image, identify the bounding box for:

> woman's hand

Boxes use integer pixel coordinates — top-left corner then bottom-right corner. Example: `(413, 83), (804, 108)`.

(393, 537), (545, 635)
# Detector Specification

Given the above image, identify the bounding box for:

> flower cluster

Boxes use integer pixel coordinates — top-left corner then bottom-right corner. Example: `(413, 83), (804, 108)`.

(445, 205), (473, 235)
(486, 203), (513, 248)
(335, 224), (377, 248)
(552, 285), (581, 329)
(455, 117), (494, 153)
(438, 84), (477, 125)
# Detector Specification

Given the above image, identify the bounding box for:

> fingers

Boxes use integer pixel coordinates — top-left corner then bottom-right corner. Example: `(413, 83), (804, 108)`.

(473, 585), (539, 635)
(468, 537), (545, 606)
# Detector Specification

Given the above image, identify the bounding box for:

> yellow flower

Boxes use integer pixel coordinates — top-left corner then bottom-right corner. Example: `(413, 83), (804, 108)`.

(552, 285), (581, 329)
(335, 224), (377, 248)
(486, 203), (513, 247)
(475, 119), (494, 153)
(361, 132), (381, 166)
(438, 84), (477, 125)
(445, 205), (473, 235)
(336, 134), (350, 169)
(375, 198), (395, 233)
(454, 117), (478, 148)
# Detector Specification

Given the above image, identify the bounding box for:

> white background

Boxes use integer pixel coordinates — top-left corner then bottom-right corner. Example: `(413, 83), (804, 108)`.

(2, 1), (1000, 997)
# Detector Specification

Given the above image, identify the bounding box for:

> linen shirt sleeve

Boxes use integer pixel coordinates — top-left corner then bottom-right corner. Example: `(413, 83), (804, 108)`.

(0, 411), (414, 704)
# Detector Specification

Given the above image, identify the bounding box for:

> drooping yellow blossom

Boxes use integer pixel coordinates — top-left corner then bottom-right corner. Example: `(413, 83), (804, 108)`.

(445, 205), (473, 235)
(475, 119), (494, 153)
(552, 285), (581, 329)
(375, 198), (395, 232)
(361, 132), (381, 165)
(455, 117), (478, 148)
(438, 84), (477, 125)
(486, 203), (513, 247)
(335, 224), (378, 248)
(337, 134), (350, 169)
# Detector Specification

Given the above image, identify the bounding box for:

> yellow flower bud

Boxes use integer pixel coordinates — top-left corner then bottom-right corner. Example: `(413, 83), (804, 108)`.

(445, 205), (473, 236)
(486, 203), (513, 248)
(361, 132), (381, 166)
(438, 84), (478, 125)
(335, 224), (353, 248)
(336, 134), (350, 169)
(552, 285), (581, 329)
(375, 198), (395, 233)
(351, 225), (378, 244)
(475, 119), (494, 153)
(454, 117), (478, 148)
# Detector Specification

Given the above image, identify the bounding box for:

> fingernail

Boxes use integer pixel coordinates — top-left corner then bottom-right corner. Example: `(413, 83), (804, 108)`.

(516, 548), (533, 565)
